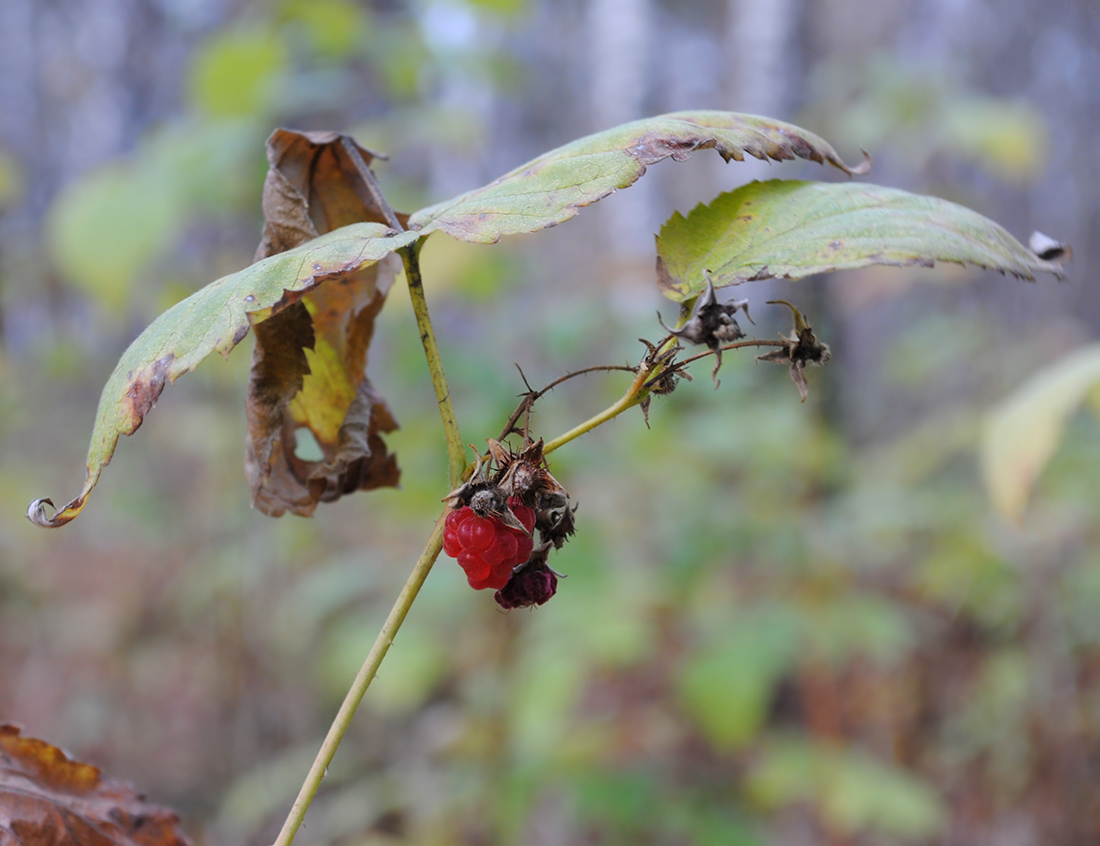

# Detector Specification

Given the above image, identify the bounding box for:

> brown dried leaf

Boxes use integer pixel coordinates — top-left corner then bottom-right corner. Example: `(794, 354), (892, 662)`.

(245, 256), (402, 516)
(0, 724), (189, 846)
(255, 128), (399, 259)
(245, 129), (407, 516)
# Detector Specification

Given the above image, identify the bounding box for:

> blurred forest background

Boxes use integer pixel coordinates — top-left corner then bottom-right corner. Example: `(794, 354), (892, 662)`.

(2, 0), (1100, 844)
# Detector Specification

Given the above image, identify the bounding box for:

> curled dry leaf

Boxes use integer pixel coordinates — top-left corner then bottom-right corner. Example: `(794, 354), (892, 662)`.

(247, 129), (408, 516)
(408, 111), (868, 245)
(254, 128), (408, 258)
(1028, 230), (1072, 263)
(0, 724), (189, 846)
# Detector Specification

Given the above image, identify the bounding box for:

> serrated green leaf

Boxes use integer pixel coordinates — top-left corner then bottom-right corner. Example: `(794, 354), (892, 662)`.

(656, 180), (1064, 301)
(408, 111), (866, 244)
(981, 344), (1100, 523)
(28, 223), (417, 528)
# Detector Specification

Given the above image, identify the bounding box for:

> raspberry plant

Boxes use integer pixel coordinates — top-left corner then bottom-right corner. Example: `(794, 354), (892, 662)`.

(26, 112), (1066, 844)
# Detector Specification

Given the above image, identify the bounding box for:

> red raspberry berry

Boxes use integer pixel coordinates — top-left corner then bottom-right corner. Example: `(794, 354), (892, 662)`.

(457, 550), (490, 584)
(444, 503), (536, 591)
(509, 500), (536, 534)
(495, 532), (518, 562)
(457, 513), (496, 552)
(508, 534), (534, 569)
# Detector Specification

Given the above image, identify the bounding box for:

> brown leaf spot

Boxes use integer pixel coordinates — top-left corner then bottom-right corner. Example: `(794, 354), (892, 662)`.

(629, 135), (706, 167)
(122, 354), (176, 434)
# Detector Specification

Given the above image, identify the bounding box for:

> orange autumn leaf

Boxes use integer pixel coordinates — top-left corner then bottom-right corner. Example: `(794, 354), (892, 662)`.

(0, 725), (189, 846)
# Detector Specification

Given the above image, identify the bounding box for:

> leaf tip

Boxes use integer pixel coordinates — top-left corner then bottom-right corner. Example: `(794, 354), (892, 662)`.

(849, 148), (872, 176)
(27, 494), (84, 529)
(27, 497), (61, 528)
(1028, 231), (1071, 275)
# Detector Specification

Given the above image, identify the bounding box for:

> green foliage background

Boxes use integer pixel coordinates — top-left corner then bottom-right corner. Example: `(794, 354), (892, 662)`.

(2, 1), (1099, 844)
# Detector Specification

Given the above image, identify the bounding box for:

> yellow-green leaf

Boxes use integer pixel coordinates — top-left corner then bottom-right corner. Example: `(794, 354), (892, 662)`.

(656, 180), (1064, 301)
(408, 111), (867, 244)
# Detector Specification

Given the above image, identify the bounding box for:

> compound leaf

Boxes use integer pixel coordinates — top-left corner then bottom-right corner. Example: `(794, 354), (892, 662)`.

(408, 111), (867, 244)
(656, 180), (1065, 301)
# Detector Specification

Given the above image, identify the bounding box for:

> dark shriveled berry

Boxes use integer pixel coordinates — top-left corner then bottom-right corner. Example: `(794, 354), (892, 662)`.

(495, 564), (558, 610)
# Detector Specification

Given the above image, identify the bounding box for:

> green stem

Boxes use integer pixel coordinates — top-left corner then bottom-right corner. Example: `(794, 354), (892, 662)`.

(272, 513), (446, 846)
(542, 367), (650, 457)
(541, 339), (785, 457)
(342, 138), (464, 484)
(401, 244), (466, 489)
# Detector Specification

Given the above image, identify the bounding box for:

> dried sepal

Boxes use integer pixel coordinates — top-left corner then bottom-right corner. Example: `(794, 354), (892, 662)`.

(658, 272), (753, 383)
(538, 501), (578, 550)
(757, 299), (831, 402)
(636, 337), (691, 428)
(487, 438), (569, 511)
(441, 448), (490, 507)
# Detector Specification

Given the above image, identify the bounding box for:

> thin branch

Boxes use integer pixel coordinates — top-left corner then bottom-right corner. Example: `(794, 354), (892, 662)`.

(343, 138), (464, 485)
(677, 338), (786, 368)
(273, 512), (447, 846)
(542, 367), (651, 456)
(541, 339), (787, 456)
(497, 364), (637, 442)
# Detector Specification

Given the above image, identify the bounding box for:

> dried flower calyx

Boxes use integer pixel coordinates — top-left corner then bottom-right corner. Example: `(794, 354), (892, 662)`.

(442, 450), (529, 534)
(486, 438), (568, 512)
(756, 299), (831, 402)
(659, 272), (752, 349)
(658, 271), (753, 382)
(636, 337), (691, 427)
(655, 272), (752, 385)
